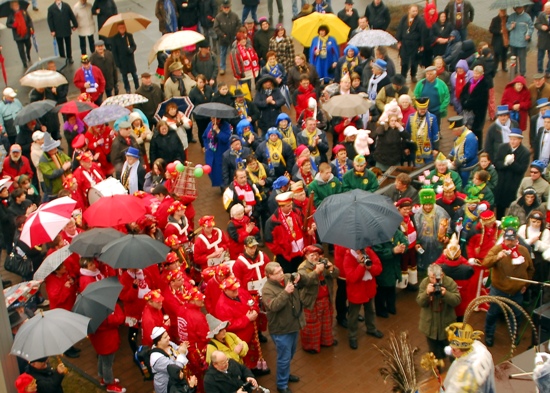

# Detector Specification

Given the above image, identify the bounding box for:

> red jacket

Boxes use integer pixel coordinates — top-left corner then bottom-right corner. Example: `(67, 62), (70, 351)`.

(204, 276), (224, 314)
(118, 270), (155, 319)
(466, 224), (501, 261)
(333, 116), (360, 142)
(73, 163), (105, 206)
(343, 247), (382, 304)
(226, 217), (259, 260)
(154, 195), (175, 230)
(84, 126), (114, 176)
(265, 209), (305, 260)
(214, 288), (258, 343)
(333, 245), (348, 279)
(163, 219), (190, 245)
(1, 156), (33, 184)
(89, 303), (124, 355)
(141, 303), (167, 347)
(294, 84), (317, 122)
(73, 65), (106, 103)
(501, 75), (531, 130)
(232, 251), (269, 296)
(193, 228), (229, 271)
(44, 271), (77, 311)
(161, 286), (187, 343)
(181, 303), (209, 350)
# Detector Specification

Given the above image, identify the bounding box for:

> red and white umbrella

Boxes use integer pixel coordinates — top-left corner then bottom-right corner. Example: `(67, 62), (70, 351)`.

(20, 197), (77, 248)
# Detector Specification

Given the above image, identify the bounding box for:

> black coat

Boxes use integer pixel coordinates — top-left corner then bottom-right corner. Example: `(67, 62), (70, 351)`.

(135, 84), (165, 122)
(92, 0), (118, 30)
(26, 364), (64, 393)
(111, 32), (137, 73)
(222, 147), (252, 187)
(177, 0), (199, 28)
(6, 9), (33, 41)
(460, 77), (490, 134)
(494, 142), (531, 209)
(489, 14), (508, 53)
(255, 139), (295, 178)
(198, 0), (216, 28)
(253, 88), (285, 133)
(483, 119), (519, 161)
(396, 15), (424, 55)
(90, 50), (118, 90)
(149, 129), (186, 164)
(364, 1), (391, 30)
(203, 359), (255, 393)
(430, 20), (453, 57)
(47, 2), (77, 38)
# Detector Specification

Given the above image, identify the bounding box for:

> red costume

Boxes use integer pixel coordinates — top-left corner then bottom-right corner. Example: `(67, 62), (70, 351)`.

(343, 248), (382, 304)
(141, 303), (166, 347)
(73, 162), (105, 206)
(202, 264), (232, 314)
(226, 216), (260, 260)
(265, 207), (305, 261)
(154, 195), (175, 229)
(118, 269), (154, 321)
(193, 228), (229, 271)
(73, 65), (106, 103)
(163, 216), (190, 245)
(44, 269), (77, 311)
(88, 304), (124, 355)
(232, 251), (269, 296)
(292, 195), (316, 247)
(501, 75), (532, 130)
(294, 84), (317, 122)
(333, 116), (361, 142)
(84, 125), (114, 175)
(161, 282), (188, 343)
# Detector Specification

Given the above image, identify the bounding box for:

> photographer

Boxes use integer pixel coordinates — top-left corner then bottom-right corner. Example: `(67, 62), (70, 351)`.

(262, 262), (310, 393)
(343, 247), (384, 350)
(297, 244), (339, 354)
(204, 350), (257, 393)
(416, 263), (461, 362)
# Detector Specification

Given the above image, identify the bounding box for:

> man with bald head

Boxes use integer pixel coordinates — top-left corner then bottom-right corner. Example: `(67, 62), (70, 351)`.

(204, 350), (257, 393)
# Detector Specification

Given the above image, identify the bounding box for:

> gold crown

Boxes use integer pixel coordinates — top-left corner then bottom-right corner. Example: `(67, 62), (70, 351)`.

(446, 322), (483, 350)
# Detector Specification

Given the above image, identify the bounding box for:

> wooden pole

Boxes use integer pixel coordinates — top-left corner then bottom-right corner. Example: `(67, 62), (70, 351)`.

(0, 280), (19, 393)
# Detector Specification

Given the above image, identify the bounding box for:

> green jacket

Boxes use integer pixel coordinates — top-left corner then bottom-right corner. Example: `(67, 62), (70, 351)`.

(428, 169), (462, 191)
(372, 230), (408, 287)
(308, 173), (342, 207)
(463, 181), (495, 207)
(413, 78), (451, 118)
(416, 275), (461, 340)
(341, 169), (379, 192)
(38, 151), (72, 196)
(297, 259), (339, 309)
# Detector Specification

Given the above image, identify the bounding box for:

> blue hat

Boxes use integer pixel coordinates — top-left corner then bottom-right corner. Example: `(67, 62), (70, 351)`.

(509, 128), (524, 139)
(266, 127), (283, 139)
(542, 110), (550, 119)
(531, 160), (546, 172)
(372, 59), (387, 71)
(496, 105), (509, 116)
(537, 98), (550, 109)
(126, 146), (140, 158)
(272, 176), (289, 190)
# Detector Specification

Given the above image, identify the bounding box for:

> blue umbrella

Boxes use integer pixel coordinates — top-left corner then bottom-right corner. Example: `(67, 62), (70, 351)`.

(31, 34), (39, 54)
(84, 105), (131, 126)
(53, 38), (59, 57)
(154, 96), (194, 121)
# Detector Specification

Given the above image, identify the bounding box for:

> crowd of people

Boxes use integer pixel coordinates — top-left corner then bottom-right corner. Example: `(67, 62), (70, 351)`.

(4, 0), (550, 392)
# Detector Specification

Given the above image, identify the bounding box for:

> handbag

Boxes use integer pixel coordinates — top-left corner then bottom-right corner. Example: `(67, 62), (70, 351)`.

(4, 246), (33, 278)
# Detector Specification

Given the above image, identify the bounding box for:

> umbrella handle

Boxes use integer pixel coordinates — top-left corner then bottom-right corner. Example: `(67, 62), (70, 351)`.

(56, 356), (69, 374)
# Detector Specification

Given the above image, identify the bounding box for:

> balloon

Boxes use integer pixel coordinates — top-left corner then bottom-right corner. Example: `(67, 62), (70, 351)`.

(173, 160), (182, 166)
(194, 167), (204, 178)
(202, 165), (212, 174)
(195, 164), (203, 168)
(176, 163), (185, 172)
(166, 163), (176, 173)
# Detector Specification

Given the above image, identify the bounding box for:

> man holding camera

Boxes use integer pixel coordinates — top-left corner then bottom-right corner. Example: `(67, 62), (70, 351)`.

(343, 246), (384, 350)
(481, 227), (534, 347)
(204, 350), (258, 393)
(298, 244), (339, 354)
(416, 263), (461, 361)
(262, 262), (310, 393)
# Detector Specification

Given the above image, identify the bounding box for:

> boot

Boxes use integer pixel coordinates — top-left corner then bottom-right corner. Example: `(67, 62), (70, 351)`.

(408, 269), (418, 285)
(396, 272), (408, 289)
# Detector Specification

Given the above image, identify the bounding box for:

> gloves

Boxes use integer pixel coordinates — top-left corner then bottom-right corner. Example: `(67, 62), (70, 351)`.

(467, 258), (478, 265)
(478, 203), (488, 212)
(455, 223), (463, 234)
(436, 185), (443, 195)
(504, 154), (515, 166)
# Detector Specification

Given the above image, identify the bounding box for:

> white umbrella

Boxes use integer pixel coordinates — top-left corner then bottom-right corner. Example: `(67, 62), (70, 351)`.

(348, 30), (397, 48)
(20, 70), (68, 89)
(101, 93), (149, 107)
(33, 245), (72, 281)
(148, 31), (205, 64)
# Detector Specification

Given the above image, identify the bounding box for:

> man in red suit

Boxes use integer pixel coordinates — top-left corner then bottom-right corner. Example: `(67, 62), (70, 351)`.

(141, 289), (170, 347)
(203, 263), (232, 314)
(1, 144), (33, 187)
(161, 270), (189, 344)
(73, 54), (106, 105)
(152, 184), (175, 229)
(84, 124), (114, 176)
(193, 215), (229, 272)
(265, 191), (305, 273)
(163, 200), (190, 244)
(72, 151), (105, 206)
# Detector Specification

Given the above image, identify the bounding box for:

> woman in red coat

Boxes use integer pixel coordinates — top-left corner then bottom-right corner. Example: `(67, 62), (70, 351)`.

(141, 289), (170, 347)
(88, 303), (126, 392)
(79, 257), (106, 292)
(44, 262), (77, 311)
(202, 263), (232, 314)
(501, 75), (531, 131)
(293, 76), (317, 122)
(163, 201), (190, 244)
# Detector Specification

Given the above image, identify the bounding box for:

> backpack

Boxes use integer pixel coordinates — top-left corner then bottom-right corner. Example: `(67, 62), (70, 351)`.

(134, 345), (167, 381)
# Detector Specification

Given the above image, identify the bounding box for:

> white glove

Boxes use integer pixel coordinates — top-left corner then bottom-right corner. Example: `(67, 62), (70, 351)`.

(504, 154), (515, 166)
(467, 258), (477, 265)
(512, 255), (525, 265)
(412, 205), (421, 214)
(478, 203), (488, 212)
(436, 185), (443, 195)
(455, 223), (463, 234)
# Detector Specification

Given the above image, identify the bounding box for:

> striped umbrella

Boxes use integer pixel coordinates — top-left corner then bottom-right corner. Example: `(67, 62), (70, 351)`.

(20, 70), (68, 89)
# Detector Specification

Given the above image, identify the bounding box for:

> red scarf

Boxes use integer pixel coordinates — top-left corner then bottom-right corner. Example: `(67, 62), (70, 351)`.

(300, 169), (314, 185)
(234, 181), (256, 205)
(455, 74), (467, 99)
(237, 44), (259, 75)
(14, 11), (28, 38)
(501, 242), (521, 259)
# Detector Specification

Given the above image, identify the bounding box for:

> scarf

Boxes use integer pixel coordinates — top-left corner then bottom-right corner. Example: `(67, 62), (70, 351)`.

(235, 101), (248, 119)
(170, 74), (186, 96)
(501, 14), (510, 47)
(334, 159), (349, 180)
(127, 269), (150, 299)
(368, 71), (387, 100)
(14, 10), (28, 38)
(468, 76), (483, 94)
(266, 139), (285, 169)
(300, 168), (314, 185)
(400, 215), (417, 248)
(265, 62), (283, 78)
(234, 181), (256, 205)
(501, 242), (521, 259)
(237, 43), (259, 76)
(121, 161), (139, 194)
(83, 66), (96, 88)
(410, 113), (431, 164)
(164, 0), (178, 33)
(80, 268), (104, 281)
(279, 125), (297, 150)
(305, 129), (320, 157)
(246, 164), (267, 185)
(496, 119), (511, 143)
(341, 56), (359, 79)
(453, 129), (471, 169)
(277, 208), (304, 253)
(230, 148), (244, 169)
(455, 73), (467, 99)
(316, 35), (329, 59)
(50, 152), (67, 183)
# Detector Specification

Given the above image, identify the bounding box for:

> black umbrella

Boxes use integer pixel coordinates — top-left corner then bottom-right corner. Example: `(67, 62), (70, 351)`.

(0, 0), (29, 18)
(72, 277), (123, 333)
(193, 102), (238, 119)
(14, 100), (56, 126)
(313, 189), (403, 250)
(25, 56), (67, 74)
(99, 234), (170, 269)
(69, 228), (124, 258)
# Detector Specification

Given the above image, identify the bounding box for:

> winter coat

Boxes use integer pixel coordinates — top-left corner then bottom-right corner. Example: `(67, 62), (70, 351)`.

(343, 248), (382, 304)
(177, 0), (199, 28)
(118, 270), (155, 319)
(253, 27), (275, 61)
(297, 259), (339, 309)
(26, 363), (65, 393)
(287, 64), (320, 95)
(155, 0), (179, 34)
(253, 87), (285, 132)
(255, 139), (295, 178)
(221, 147), (252, 187)
(365, 0), (390, 30)
(203, 120), (232, 187)
(167, 364), (196, 393)
(417, 275), (461, 340)
(90, 50), (118, 90)
(483, 119), (519, 162)
(73, 1), (95, 36)
(342, 169), (379, 192)
(494, 142), (530, 209)
(150, 129), (186, 164)
(47, 2), (78, 38)
(6, 9), (33, 41)
(372, 124), (410, 166)
(507, 10), (534, 48)
(73, 65), (106, 102)
(372, 230), (408, 287)
(111, 32), (137, 74)
(529, 82), (550, 117)
(92, 0), (117, 31)
(88, 303), (124, 355)
(135, 83), (165, 121)
(460, 76), (490, 133)
(307, 173), (342, 208)
(268, 36), (295, 74)
(198, 0), (216, 29)
(203, 359), (255, 393)
(430, 19), (453, 57)
(482, 243), (534, 295)
(490, 13), (508, 53)
(414, 77), (451, 118)
(213, 10), (241, 46)
(191, 52), (219, 81)
(507, 193), (547, 226)
(444, 0), (475, 29)
(501, 75), (531, 130)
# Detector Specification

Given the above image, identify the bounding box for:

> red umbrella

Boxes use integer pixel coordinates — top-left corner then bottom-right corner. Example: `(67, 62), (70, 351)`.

(20, 197), (77, 247)
(83, 195), (147, 228)
(0, 49), (7, 86)
(55, 100), (97, 115)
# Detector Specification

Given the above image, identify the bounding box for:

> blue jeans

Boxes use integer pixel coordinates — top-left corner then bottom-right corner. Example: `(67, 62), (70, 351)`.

(511, 46), (527, 76)
(484, 286), (523, 338)
(242, 5), (258, 23)
(220, 45), (228, 71)
(538, 48), (550, 74)
(271, 332), (298, 389)
(292, 0), (307, 16)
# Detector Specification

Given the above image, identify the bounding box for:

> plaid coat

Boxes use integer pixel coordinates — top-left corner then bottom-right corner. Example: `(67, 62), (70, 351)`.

(268, 36), (295, 75)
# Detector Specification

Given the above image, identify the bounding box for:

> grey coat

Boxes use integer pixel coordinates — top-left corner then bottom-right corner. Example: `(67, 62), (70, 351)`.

(535, 11), (550, 50)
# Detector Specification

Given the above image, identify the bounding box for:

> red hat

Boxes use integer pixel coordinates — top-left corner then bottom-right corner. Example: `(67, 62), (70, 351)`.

(332, 144), (346, 155)
(480, 210), (496, 223)
(164, 235), (182, 247)
(201, 263), (231, 281)
(163, 251), (179, 265)
(133, 190), (147, 198)
(395, 197), (413, 208)
(71, 133), (86, 149)
(184, 287), (205, 301)
(220, 276), (240, 291)
(137, 214), (157, 230)
(295, 144), (308, 157)
(166, 270), (184, 282)
(144, 289), (164, 302)
(167, 200), (186, 215)
(199, 215), (215, 227)
(15, 373), (35, 393)
(297, 157), (308, 167)
(63, 174), (76, 189)
(77, 151), (93, 162)
(303, 244), (324, 255)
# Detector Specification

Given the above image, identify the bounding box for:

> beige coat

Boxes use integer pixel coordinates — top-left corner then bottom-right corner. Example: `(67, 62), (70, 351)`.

(73, 1), (95, 37)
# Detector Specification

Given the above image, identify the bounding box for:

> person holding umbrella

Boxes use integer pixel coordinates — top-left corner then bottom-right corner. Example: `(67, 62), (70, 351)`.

(6, 0), (34, 68)
(203, 117), (232, 189)
(111, 22), (139, 94)
(26, 358), (67, 392)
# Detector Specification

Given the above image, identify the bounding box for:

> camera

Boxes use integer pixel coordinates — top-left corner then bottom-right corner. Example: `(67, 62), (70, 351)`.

(319, 258), (329, 267)
(434, 271), (442, 296)
(291, 272), (299, 286)
(242, 381), (254, 393)
(361, 255), (372, 267)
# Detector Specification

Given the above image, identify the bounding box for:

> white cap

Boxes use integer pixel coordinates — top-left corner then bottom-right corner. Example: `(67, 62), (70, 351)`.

(3, 87), (16, 98)
(344, 125), (359, 137)
(275, 191), (293, 205)
(32, 131), (45, 141)
(150, 326), (166, 341)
